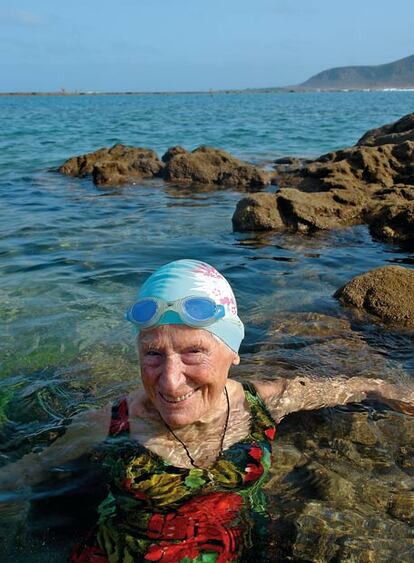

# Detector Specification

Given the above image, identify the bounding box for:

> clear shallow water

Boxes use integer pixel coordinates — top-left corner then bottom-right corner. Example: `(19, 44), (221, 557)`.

(1, 91), (414, 561)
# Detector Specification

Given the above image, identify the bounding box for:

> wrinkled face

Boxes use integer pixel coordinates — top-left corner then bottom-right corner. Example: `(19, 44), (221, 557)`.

(138, 324), (239, 428)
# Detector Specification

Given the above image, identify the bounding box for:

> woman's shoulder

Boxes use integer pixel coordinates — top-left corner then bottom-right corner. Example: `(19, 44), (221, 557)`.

(227, 378), (285, 403)
(127, 388), (158, 420)
(246, 379), (286, 402)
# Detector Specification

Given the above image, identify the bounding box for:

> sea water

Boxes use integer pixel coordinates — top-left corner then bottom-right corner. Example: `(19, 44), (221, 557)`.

(0, 91), (414, 561)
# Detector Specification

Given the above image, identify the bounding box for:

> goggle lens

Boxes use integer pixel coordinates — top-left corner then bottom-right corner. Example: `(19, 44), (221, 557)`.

(183, 298), (218, 321)
(129, 299), (158, 323)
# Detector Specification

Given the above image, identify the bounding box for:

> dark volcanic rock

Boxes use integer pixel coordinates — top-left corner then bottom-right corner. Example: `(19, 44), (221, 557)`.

(161, 146), (271, 188)
(58, 144), (164, 187)
(233, 112), (414, 242)
(334, 265), (414, 328)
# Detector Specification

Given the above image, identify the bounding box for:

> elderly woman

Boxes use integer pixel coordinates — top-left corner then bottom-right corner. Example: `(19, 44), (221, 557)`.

(1, 259), (414, 562)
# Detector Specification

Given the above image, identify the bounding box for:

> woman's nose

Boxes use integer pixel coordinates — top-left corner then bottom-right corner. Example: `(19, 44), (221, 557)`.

(159, 354), (185, 392)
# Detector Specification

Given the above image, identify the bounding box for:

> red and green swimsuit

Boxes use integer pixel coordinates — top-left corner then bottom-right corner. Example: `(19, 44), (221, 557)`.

(70, 382), (276, 563)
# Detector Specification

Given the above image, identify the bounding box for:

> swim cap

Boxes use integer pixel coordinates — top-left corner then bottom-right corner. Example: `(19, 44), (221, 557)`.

(133, 259), (244, 353)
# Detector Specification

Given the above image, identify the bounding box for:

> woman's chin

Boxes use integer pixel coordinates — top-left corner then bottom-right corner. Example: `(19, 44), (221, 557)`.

(156, 391), (201, 427)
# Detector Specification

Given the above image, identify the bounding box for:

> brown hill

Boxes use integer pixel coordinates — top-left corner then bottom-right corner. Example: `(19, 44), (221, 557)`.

(299, 54), (414, 90)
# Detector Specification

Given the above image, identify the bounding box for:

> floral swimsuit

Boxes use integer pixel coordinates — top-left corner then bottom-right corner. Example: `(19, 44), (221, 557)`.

(70, 383), (276, 563)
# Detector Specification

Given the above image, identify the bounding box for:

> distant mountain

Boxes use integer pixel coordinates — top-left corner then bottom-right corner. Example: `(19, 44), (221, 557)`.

(298, 54), (414, 90)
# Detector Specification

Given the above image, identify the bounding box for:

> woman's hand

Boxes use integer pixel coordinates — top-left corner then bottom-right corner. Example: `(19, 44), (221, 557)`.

(372, 381), (414, 416)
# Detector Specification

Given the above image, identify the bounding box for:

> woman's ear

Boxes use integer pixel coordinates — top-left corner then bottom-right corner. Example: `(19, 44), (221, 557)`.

(232, 354), (240, 366)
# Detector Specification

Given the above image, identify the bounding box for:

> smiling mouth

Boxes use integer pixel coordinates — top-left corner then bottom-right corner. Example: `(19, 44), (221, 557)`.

(159, 389), (198, 404)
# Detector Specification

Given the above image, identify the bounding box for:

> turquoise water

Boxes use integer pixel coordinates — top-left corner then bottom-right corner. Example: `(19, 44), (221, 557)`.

(1, 91), (414, 560)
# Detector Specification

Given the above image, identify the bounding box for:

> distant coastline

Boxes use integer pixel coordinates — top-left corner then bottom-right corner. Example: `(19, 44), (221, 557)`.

(2, 87), (414, 97)
(2, 54), (414, 96)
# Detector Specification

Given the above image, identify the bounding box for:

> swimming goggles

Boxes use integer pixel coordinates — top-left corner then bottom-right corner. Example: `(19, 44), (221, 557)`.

(126, 296), (226, 329)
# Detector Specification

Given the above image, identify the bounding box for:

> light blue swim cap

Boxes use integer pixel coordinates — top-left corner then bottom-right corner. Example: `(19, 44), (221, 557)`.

(134, 259), (244, 353)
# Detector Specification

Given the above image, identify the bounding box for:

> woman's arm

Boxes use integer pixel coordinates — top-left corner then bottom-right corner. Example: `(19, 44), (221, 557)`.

(0, 403), (111, 492)
(254, 376), (414, 421)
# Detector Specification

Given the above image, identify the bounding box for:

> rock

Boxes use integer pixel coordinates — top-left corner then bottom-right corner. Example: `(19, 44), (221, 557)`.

(274, 156), (303, 166)
(161, 145), (271, 188)
(232, 193), (282, 231)
(334, 265), (414, 328)
(273, 156), (312, 171)
(356, 481), (393, 513)
(161, 145), (187, 163)
(357, 112), (414, 147)
(276, 188), (364, 233)
(92, 161), (129, 186)
(348, 415), (378, 446)
(388, 491), (414, 524)
(59, 144), (164, 187)
(233, 113), (414, 241)
(247, 312), (409, 385)
(233, 188), (365, 233)
(369, 203), (414, 242)
(59, 147), (109, 177)
(262, 397), (414, 561)
(307, 462), (357, 505)
(59, 144), (271, 190)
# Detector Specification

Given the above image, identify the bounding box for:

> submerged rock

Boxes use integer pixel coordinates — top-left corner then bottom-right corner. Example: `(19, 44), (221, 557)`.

(388, 491), (414, 525)
(264, 404), (414, 562)
(334, 265), (414, 328)
(248, 311), (409, 382)
(233, 112), (414, 242)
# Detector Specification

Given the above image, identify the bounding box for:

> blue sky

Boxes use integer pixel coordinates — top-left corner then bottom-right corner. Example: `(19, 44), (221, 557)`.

(1, 0), (413, 92)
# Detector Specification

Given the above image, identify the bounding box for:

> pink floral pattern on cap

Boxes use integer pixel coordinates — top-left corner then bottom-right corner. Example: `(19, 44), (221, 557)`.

(194, 263), (225, 280)
(192, 262), (238, 316)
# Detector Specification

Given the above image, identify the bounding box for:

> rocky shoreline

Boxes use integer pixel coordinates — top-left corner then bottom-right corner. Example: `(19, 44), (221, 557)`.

(59, 112), (414, 245)
(233, 112), (414, 244)
(59, 113), (414, 329)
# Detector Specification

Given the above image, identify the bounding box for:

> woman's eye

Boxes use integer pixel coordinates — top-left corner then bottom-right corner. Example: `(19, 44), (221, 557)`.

(182, 349), (205, 362)
(144, 350), (162, 359)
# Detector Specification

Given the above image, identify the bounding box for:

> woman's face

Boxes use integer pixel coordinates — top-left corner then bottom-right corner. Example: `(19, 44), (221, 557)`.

(138, 324), (239, 428)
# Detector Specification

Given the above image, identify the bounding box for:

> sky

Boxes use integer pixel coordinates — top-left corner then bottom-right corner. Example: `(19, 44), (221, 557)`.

(0, 0), (413, 92)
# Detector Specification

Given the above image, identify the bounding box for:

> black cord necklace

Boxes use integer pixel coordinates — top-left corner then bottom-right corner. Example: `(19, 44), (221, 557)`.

(162, 386), (230, 474)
